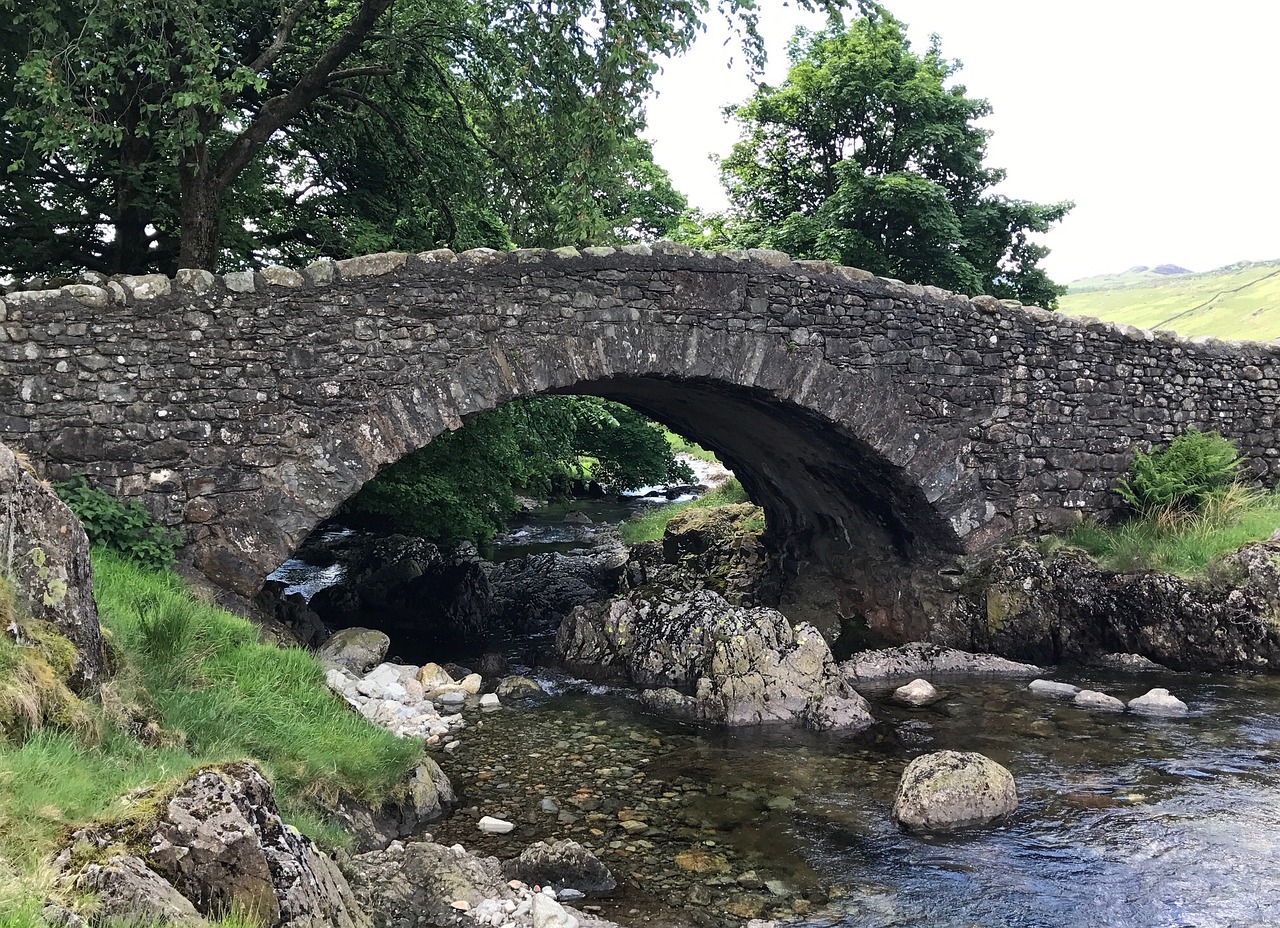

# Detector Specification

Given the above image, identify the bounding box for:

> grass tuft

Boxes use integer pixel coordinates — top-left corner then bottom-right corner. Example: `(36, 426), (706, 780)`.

(1055, 486), (1280, 576)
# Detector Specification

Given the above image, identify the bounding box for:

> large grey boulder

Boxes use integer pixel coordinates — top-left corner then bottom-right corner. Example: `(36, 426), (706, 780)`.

(503, 839), (616, 894)
(558, 588), (872, 730)
(67, 855), (204, 926)
(54, 761), (367, 928)
(0, 441), (102, 691)
(1128, 687), (1189, 716)
(842, 642), (1041, 683)
(891, 751), (1018, 832)
(318, 627), (391, 675)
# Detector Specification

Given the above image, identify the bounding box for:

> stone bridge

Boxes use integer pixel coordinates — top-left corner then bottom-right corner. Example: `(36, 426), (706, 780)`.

(2, 244), (1277, 640)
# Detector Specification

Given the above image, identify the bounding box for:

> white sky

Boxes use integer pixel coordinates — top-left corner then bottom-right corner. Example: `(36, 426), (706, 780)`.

(645, 0), (1280, 283)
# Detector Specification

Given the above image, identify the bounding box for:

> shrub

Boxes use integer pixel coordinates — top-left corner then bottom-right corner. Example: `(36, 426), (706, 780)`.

(1117, 426), (1242, 514)
(53, 477), (177, 569)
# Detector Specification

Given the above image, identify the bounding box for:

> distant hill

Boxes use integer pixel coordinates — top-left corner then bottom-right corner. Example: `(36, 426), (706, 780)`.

(1060, 259), (1280, 341)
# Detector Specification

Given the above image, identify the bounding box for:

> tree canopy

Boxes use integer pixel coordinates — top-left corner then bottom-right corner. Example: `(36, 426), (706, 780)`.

(0, 0), (810, 276)
(341, 396), (694, 546)
(699, 10), (1073, 307)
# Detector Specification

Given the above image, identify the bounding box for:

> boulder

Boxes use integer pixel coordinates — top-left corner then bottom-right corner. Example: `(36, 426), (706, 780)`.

(891, 751), (1018, 832)
(842, 642), (1041, 683)
(531, 893), (578, 928)
(559, 588), (872, 730)
(1028, 679), (1080, 699)
(1128, 687), (1189, 716)
(309, 535), (491, 661)
(948, 543), (1280, 671)
(318, 627), (390, 675)
(503, 840), (617, 894)
(68, 855), (204, 926)
(0, 442), (103, 691)
(485, 548), (628, 635)
(496, 675), (546, 699)
(347, 841), (515, 926)
(1073, 689), (1125, 711)
(54, 761), (367, 927)
(893, 678), (940, 706)
(1091, 652), (1166, 672)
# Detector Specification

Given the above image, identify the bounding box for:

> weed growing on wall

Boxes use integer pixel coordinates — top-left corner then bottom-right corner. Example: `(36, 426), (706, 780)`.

(53, 477), (176, 569)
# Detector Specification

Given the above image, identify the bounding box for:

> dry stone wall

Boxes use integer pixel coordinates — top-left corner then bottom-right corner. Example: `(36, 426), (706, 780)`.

(2, 243), (1277, 637)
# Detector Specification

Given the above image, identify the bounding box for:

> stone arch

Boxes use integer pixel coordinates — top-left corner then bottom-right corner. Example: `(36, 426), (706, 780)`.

(199, 324), (981, 638)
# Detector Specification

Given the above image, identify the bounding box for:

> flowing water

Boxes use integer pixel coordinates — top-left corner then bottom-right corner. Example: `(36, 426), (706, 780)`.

(428, 669), (1280, 928)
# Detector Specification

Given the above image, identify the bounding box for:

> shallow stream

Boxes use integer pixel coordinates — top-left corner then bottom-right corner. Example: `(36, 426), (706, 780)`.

(429, 669), (1280, 928)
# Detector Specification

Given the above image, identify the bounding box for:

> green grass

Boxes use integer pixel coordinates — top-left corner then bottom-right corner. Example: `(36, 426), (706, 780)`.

(1053, 486), (1280, 576)
(620, 478), (757, 544)
(662, 427), (720, 465)
(1060, 259), (1280, 341)
(0, 549), (422, 896)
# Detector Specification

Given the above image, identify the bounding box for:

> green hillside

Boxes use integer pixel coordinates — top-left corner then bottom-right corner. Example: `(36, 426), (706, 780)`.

(1059, 260), (1280, 341)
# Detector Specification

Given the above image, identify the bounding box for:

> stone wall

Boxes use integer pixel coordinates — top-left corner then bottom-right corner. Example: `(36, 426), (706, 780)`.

(2, 244), (1277, 636)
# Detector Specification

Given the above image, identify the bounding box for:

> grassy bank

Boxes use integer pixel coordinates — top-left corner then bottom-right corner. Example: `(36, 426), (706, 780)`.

(1053, 487), (1280, 576)
(0, 550), (422, 885)
(662, 428), (720, 465)
(620, 478), (760, 544)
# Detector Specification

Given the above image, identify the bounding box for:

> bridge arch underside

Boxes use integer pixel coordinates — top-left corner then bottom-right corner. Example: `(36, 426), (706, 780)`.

(193, 326), (990, 645)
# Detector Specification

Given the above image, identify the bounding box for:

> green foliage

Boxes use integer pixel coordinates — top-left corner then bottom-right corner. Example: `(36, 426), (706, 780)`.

(90, 550), (423, 807)
(620, 478), (756, 544)
(343, 397), (692, 545)
(690, 9), (1072, 307)
(1117, 427), (1243, 513)
(663, 428), (719, 464)
(0, 0), (826, 274)
(52, 478), (176, 570)
(1058, 485), (1280, 577)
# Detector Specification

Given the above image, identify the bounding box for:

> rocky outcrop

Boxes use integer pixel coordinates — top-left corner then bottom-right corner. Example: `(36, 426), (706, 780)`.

(485, 548), (627, 635)
(502, 840), (616, 894)
(309, 536), (491, 660)
(0, 441), (102, 691)
(557, 587), (872, 731)
(891, 751), (1018, 832)
(347, 840), (622, 928)
(950, 543), (1280, 671)
(841, 642), (1041, 684)
(54, 761), (366, 927)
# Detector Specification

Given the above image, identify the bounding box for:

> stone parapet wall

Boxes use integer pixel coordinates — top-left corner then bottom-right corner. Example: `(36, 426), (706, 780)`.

(1, 243), (1276, 631)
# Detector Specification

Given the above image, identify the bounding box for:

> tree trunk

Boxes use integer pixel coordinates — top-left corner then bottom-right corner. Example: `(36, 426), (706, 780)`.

(177, 178), (222, 271)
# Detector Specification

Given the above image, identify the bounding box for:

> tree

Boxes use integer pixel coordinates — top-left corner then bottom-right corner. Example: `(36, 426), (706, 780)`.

(341, 396), (694, 546)
(0, 0), (797, 276)
(707, 9), (1073, 307)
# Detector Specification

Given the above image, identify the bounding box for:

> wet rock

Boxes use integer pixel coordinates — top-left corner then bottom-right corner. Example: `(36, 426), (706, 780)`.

(950, 543), (1280, 671)
(348, 841), (510, 926)
(336, 760), (455, 851)
(496, 675), (546, 699)
(1128, 688), (1189, 716)
(842, 642), (1041, 683)
(310, 535), (491, 660)
(54, 761), (366, 927)
(476, 652), (511, 679)
(0, 442), (103, 691)
(891, 750), (1018, 832)
(318, 627), (390, 675)
(893, 678), (940, 706)
(479, 816), (515, 834)
(1028, 679), (1080, 699)
(480, 693), (501, 708)
(1073, 689), (1125, 712)
(561, 588), (872, 730)
(1092, 652), (1167, 672)
(503, 839), (617, 894)
(417, 662), (455, 688)
(486, 549), (627, 634)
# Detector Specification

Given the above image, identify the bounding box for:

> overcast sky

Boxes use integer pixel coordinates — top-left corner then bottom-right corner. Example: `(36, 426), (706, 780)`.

(645, 0), (1280, 283)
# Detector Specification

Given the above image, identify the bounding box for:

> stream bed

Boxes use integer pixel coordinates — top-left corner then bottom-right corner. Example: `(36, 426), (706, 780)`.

(427, 669), (1280, 928)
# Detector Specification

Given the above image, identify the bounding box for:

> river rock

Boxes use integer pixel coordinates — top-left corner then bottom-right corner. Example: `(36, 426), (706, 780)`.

(309, 535), (492, 660)
(1028, 679), (1080, 699)
(1128, 687), (1189, 716)
(479, 816), (515, 834)
(496, 675), (546, 698)
(531, 892), (579, 928)
(891, 751), (1018, 831)
(842, 642), (1042, 683)
(1074, 689), (1125, 711)
(418, 662), (455, 688)
(1092, 652), (1167, 672)
(0, 442), (103, 691)
(948, 543), (1280, 671)
(318, 627), (390, 675)
(560, 587), (872, 730)
(54, 761), (366, 927)
(503, 839), (617, 894)
(893, 678), (940, 706)
(480, 693), (501, 708)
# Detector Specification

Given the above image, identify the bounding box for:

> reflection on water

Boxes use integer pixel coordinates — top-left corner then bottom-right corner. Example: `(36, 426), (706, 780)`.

(430, 669), (1280, 928)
